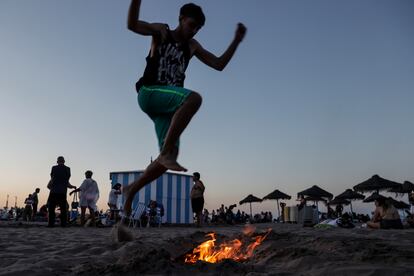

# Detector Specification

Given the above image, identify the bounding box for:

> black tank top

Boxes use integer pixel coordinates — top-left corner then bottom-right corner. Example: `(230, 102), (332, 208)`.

(136, 28), (191, 92)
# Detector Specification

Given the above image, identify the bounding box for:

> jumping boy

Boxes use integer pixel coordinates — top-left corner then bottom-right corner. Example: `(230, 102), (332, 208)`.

(124, 0), (246, 216)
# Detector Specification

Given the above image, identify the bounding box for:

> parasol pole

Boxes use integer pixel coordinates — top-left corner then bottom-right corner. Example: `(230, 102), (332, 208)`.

(277, 199), (280, 222)
(249, 202), (252, 218)
(350, 201), (354, 218)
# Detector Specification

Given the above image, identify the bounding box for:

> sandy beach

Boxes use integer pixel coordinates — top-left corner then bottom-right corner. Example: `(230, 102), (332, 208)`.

(0, 222), (413, 276)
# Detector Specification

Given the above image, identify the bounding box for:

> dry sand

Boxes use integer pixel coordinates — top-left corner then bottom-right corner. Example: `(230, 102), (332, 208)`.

(0, 221), (413, 276)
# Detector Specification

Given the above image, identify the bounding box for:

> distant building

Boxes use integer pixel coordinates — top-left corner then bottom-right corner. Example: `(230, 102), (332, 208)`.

(110, 170), (194, 224)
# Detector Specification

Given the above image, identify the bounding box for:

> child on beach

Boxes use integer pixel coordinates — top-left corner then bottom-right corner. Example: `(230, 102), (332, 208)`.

(123, 0), (247, 216)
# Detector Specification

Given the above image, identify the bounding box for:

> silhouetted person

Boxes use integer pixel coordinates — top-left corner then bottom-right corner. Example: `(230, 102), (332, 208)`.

(191, 172), (205, 227)
(298, 195), (306, 211)
(335, 204), (343, 218)
(122, 0), (247, 216)
(47, 156), (76, 227)
(280, 202), (286, 222)
(23, 194), (33, 222)
(31, 188), (40, 221)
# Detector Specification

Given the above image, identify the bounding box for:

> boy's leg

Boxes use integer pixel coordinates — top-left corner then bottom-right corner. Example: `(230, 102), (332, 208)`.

(123, 159), (168, 216)
(123, 87), (200, 215)
(157, 92), (202, 171)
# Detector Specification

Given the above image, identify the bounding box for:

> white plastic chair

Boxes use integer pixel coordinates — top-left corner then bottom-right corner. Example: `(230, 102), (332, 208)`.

(128, 202), (147, 228)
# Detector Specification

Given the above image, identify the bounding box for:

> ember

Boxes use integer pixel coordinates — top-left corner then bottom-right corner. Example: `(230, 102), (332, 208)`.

(184, 228), (271, 264)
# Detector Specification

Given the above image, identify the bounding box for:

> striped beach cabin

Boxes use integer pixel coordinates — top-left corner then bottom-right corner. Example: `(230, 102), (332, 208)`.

(110, 170), (194, 224)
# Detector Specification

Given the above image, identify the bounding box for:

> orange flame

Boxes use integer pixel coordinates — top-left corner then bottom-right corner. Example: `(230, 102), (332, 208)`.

(184, 228), (271, 263)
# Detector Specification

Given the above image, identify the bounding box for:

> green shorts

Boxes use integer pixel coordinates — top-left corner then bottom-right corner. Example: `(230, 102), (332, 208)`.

(137, 85), (192, 150)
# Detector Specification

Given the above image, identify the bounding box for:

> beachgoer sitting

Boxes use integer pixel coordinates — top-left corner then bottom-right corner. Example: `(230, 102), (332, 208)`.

(367, 197), (403, 229)
(146, 200), (164, 227)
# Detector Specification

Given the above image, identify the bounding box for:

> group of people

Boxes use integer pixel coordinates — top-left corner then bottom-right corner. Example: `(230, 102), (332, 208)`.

(203, 204), (273, 225)
(47, 156), (100, 227)
(44, 156), (206, 228)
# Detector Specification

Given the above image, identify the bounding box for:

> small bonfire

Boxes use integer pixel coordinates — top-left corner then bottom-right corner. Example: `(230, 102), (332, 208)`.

(184, 226), (272, 264)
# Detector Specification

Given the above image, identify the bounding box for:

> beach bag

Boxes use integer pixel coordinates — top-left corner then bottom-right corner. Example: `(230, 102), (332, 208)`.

(71, 192), (79, 209)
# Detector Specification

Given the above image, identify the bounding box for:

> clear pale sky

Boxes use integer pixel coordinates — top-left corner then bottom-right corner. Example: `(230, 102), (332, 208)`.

(1, 0), (413, 216)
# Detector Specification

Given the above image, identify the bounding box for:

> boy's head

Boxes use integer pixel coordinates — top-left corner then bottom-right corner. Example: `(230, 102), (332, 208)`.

(179, 3), (205, 39)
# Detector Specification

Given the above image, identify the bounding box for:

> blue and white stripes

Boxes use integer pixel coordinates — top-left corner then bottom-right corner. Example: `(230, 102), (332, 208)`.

(110, 171), (194, 224)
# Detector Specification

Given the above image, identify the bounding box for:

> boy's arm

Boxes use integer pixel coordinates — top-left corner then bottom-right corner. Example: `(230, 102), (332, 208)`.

(193, 23), (247, 71)
(127, 0), (168, 41)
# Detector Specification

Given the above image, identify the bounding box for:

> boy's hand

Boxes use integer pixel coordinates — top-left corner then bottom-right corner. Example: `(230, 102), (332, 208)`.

(235, 23), (247, 43)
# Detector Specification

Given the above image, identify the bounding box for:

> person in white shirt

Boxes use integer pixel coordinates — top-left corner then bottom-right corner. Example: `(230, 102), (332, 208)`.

(108, 183), (122, 220)
(71, 170), (99, 226)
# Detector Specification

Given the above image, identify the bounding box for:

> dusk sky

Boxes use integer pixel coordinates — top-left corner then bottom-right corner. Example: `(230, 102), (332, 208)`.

(1, 0), (413, 216)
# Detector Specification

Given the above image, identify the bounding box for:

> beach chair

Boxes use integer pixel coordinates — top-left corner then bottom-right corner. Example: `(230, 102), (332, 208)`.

(128, 202), (147, 228)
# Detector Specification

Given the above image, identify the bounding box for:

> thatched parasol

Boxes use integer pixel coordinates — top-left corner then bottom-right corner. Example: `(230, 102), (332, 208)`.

(263, 189), (291, 221)
(388, 181), (414, 195)
(335, 189), (365, 215)
(239, 194), (263, 218)
(363, 193), (411, 210)
(363, 192), (386, 203)
(353, 175), (401, 193)
(386, 197), (411, 210)
(297, 185), (333, 201)
(328, 197), (351, 206)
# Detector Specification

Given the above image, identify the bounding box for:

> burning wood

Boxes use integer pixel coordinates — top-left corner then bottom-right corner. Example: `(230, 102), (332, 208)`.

(184, 227), (271, 264)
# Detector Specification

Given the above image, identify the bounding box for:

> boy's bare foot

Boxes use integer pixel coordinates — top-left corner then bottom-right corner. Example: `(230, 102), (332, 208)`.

(112, 222), (133, 242)
(157, 155), (187, 172)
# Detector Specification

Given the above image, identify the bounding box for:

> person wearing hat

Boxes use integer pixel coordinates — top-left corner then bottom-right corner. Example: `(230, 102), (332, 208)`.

(108, 183), (122, 221)
(47, 156), (76, 227)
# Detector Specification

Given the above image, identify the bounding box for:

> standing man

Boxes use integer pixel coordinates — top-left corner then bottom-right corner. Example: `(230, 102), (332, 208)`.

(123, 0), (247, 216)
(31, 188), (40, 221)
(191, 172), (205, 227)
(47, 156), (76, 227)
